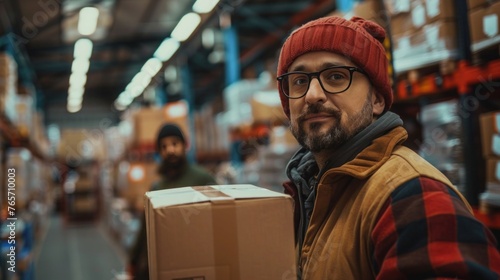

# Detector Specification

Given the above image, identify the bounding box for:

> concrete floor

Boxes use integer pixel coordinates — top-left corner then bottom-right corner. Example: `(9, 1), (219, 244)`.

(34, 215), (128, 280)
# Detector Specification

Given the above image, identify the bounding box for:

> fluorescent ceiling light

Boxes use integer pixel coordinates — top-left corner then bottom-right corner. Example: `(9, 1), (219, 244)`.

(141, 58), (163, 77)
(67, 103), (82, 113)
(71, 58), (90, 73)
(74, 38), (93, 59)
(202, 28), (215, 48)
(68, 86), (84, 97)
(154, 38), (180, 62)
(69, 73), (87, 87)
(78, 7), (100, 36)
(114, 100), (127, 111)
(171, 13), (201, 42)
(164, 65), (178, 82)
(193, 0), (220, 13)
(131, 72), (152, 89)
(68, 95), (83, 103)
(165, 102), (188, 118)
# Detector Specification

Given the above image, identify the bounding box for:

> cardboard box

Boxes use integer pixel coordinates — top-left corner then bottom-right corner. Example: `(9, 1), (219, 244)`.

(467, 0), (491, 10)
(145, 184), (296, 280)
(487, 159), (500, 183)
(423, 20), (457, 51)
(480, 111), (500, 157)
(384, 0), (411, 16)
(133, 107), (167, 147)
(250, 90), (287, 125)
(123, 161), (159, 211)
(352, 0), (386, 27)
(390, 14), (418, 36)
(426, 0), (456, 22)
(469, 2), (500, 44)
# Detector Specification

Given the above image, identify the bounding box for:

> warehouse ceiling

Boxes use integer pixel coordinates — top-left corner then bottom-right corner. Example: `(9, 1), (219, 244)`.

(0, 0), (335, 129)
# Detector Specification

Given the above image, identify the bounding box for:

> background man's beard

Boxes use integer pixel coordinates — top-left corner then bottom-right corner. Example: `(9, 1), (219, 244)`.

(157, 155), (186, 176)
(291, 99), (373, 153)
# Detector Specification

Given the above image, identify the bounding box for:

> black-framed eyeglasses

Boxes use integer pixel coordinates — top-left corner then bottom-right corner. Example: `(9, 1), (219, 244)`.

(277, 66), (366, 99)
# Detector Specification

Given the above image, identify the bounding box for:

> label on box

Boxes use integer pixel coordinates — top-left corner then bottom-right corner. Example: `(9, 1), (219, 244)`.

(495, 113), (500, 132)
(484, 14), (498, 38)
(426, 0), (440, 18)
(496, 161), (500, 181)
(412, 4), (426, 28)
(425, 25), (440, 48)
(493, 134), (500, 155)
(395, 0), (411, 13)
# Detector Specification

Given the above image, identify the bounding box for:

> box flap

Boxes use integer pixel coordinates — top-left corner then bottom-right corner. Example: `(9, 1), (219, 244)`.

(146, 184), (289, 208)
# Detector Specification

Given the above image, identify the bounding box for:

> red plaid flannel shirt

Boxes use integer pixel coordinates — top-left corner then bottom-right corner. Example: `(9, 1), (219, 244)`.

(372, 177), (500, 279)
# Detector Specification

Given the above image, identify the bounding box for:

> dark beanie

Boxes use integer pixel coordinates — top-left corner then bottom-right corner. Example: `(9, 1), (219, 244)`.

(156, 123), (186, 149)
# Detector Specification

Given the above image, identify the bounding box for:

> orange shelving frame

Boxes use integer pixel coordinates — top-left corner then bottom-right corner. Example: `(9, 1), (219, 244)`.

(395, 59), (500, 100)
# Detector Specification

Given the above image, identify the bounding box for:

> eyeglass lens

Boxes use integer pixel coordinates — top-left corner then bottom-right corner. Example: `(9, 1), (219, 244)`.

(282, 67), (353, 98)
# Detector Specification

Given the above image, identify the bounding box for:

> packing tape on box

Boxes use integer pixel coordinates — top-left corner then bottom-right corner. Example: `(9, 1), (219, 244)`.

(192, 186), (240, 279)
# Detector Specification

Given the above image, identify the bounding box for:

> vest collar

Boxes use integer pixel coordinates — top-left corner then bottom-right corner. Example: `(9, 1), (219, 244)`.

(322, 126), (408, 182)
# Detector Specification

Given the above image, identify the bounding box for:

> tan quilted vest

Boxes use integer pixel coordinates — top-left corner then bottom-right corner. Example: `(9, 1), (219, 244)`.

(300, 128), (471, 280)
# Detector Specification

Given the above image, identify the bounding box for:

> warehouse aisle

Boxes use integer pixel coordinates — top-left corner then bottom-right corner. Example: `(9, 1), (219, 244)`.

(34, 215), (128, 280)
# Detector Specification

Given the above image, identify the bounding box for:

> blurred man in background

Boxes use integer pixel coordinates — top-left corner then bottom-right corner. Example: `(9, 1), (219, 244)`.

(128, 123), (217, 280)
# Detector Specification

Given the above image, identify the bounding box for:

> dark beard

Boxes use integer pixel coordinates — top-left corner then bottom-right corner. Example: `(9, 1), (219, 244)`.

(290, 98), (373, 153)
(157, 155), (186, 178)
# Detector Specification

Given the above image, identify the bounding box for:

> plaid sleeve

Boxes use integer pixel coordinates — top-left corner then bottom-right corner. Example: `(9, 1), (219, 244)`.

(371, 177), (500, 279)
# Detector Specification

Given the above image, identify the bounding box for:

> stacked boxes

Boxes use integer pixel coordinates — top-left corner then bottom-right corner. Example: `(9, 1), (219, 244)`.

(132, 106), (167, 148)
(57, 129), (107, 163)
(385, 0), (458, 74)
(479, 111), (500, 207)
(419, 100), (466, 194)
(468, 0), (500, 53)
(0, 52), (17, 113)
(145, 184), (296, 280)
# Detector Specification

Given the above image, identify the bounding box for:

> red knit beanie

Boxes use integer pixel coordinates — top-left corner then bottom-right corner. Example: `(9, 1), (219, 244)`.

(276, 16), (392, 119)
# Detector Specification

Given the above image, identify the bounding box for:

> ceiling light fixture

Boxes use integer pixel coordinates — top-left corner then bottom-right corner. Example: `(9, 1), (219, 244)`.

(71, 58), (90, 73)
(74, 38), (93, 59)
(193, 0), (220, 14)
(154, 37), (180, 62)
(69, 73), (87, 87)
(171, 13), (201, 42)
(67, 103), (82, 113)
(78, 7), (100, 36)
(141, 58), (163, 77)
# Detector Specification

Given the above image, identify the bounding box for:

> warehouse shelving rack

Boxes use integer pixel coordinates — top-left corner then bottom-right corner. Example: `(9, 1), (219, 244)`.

(388, 1), (500, 230)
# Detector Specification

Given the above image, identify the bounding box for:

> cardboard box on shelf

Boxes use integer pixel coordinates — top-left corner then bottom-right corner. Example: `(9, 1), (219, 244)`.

(480, 111), (500, 157)
(145, 184), (296, 280)
(423, 20), (457, 51)
(250, 90), (287, 125)
(57, 129), (107, 162)
(487, 159), (500, 184)
(133, 107), (166, 147)
(122, 161), (159, 211)
(384, 0), (411, 16)
(352, 0), (386, 27)
(393, 20), (457, 71)
(390, 13), (419, 36)
(425, 0), (456, 22)
(467, 0), (488, 10)
(468, 2), (500, 45)
(392, 29), (427, 59)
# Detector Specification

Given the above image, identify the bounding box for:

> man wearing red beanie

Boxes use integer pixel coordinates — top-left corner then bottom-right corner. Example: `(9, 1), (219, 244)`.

(277, 16), (500, 279)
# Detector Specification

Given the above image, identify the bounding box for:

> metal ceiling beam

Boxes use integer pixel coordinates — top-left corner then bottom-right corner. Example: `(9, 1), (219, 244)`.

(239, 0), (335, 68)
(241, 2), (311, 14)
(26, 36), (163, 56)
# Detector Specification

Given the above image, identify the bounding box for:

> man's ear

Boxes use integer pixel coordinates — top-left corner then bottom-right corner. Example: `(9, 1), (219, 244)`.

(372, 91), (385, 116)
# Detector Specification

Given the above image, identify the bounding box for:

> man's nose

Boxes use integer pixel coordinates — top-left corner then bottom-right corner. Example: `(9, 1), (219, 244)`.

(304, 77), (327, 104)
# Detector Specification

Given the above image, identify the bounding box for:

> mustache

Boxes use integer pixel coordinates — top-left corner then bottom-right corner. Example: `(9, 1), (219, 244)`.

(296, 103), (341, 122)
